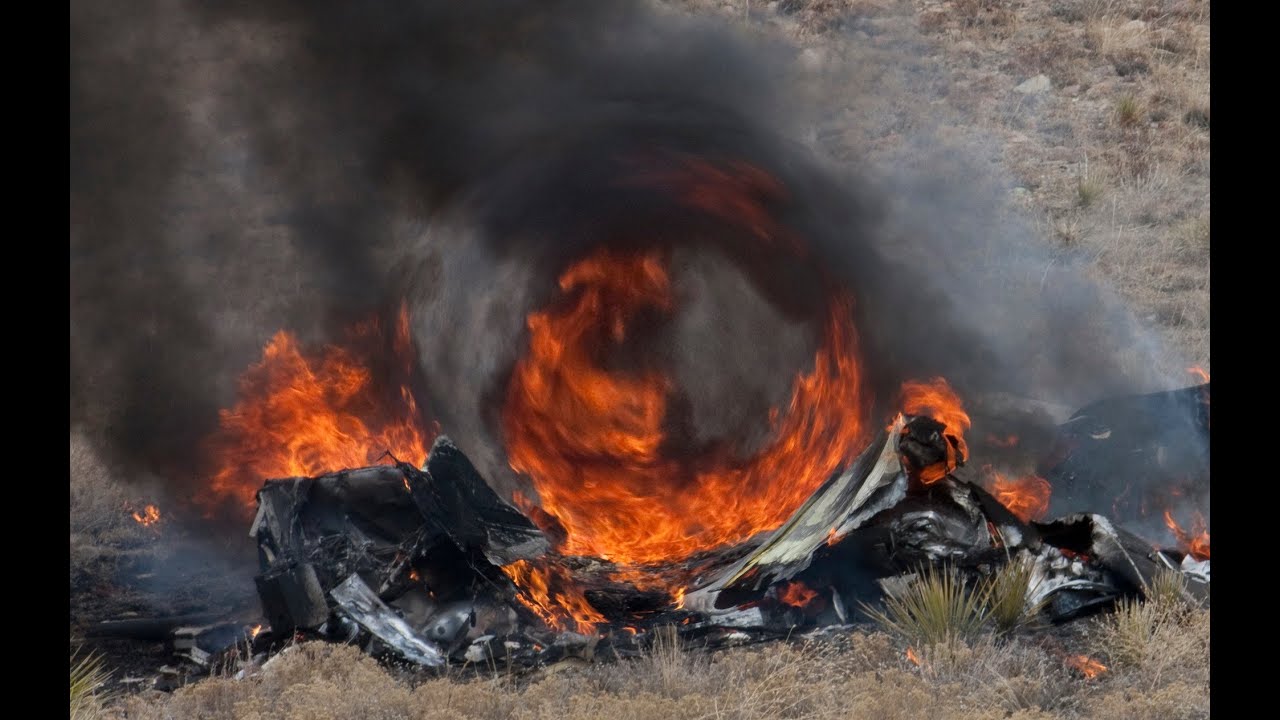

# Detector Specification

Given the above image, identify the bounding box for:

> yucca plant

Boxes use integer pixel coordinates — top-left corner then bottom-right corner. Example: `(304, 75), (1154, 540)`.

(861, 563), (990, 647)
(982, 554), (1048, 635)
(71, 647), (113, 720)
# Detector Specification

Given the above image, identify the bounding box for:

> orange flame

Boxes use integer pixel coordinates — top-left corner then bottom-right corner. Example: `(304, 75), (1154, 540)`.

(985, 433), (1019, 448)
(905, 646), (921, 667)
(778, 581), (820, 609)
(899, 377), (970, 483)
(201, 304), (433, 513)
(986, 471), (1052, 522)
(1187, 366), (1210, 384)
(131, 504), (161, 527)
(249, 624), (263, 640)
(1065, 654), (1107, 679)
(1163, 510), (1210, 560)
(502, 559), (605, 635)
(622, 155), (803, 254)
(503, 248), (866, 582)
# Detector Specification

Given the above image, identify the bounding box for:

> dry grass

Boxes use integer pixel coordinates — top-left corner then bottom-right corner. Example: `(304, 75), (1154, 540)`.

(70, 431), (154, 585)
(109, 610), (1209, 720)
(691, 0), (1210, 372)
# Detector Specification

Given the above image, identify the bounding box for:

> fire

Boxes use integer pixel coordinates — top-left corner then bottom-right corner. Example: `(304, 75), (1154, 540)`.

(899, 377), (970, 483)
(131, 504), (161, 527)
(1065, 654), (1107, 679)
(502, 559), (605, 635)
(503, 248), (866, 576)
(201, 304), (433, 513)
(249, 624), (263, 640)
(905, 646), (921, 667)
(777, 581), (820, 609)
(623, 154), (802, 254)
(985, 433), (1019, 448)
(1187, 366), (1210, 384)
(1163, 510), (1210, 560)
(986, 471), (1052, 522)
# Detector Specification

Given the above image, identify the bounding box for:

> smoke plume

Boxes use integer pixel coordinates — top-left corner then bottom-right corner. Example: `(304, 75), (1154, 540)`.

(70, 0), (1187, 513)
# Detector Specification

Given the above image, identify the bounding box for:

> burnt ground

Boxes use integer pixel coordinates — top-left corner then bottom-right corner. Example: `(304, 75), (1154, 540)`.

(70, 518), (259, 691)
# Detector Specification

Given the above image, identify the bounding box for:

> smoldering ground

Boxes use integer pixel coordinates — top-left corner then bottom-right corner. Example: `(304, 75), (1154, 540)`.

(70, 0), (1193, 527)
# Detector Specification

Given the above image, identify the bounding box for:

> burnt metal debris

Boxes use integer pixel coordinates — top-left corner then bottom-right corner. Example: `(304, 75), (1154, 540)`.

(100, 387), (1210, 675)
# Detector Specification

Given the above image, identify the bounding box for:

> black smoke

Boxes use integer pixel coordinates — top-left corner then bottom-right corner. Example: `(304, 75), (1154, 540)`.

(71, 0), (1182, 511)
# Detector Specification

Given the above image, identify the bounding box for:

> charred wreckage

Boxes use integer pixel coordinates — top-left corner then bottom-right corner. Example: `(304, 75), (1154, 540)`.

(109, 382), (1209, 676)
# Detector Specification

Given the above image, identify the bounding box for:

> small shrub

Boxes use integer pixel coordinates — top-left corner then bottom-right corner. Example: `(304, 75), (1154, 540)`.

(861, 564), (990, 647)
(1143, 566), (1192, 609)
(1183, 105), (1210, 130)
(1115, 95), (1143, 126)
(1077, 176), (1105, 208)
(1099, 597), (1162, 668)
(983, 555), (1048, 635)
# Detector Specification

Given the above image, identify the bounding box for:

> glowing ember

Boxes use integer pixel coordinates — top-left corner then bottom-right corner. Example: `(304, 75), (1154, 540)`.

(502, 559), (605, 635)
(778, 581), (820, 609)
(503, 248), (867, 580)
(1164, 510), (1210, 560)
(131, 504), (161, 527)
(899, 377), (970, 483)
(986, 470), (1052, 522)
(905, 646), (921, 667)
(201, 304), (433, 514)
(1065, 654), (1107, 679)
(249, 624), (263, 640)
(826, 527), (839, 546)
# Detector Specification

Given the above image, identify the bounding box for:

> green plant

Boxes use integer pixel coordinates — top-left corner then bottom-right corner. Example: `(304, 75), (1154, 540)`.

(982, 555), (1048, 635)
(861, 564), (990, 647)
(71, 647), (112, 720)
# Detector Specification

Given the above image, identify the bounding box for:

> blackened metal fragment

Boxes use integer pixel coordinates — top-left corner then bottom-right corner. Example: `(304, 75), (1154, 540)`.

(329, 573), (446, 667)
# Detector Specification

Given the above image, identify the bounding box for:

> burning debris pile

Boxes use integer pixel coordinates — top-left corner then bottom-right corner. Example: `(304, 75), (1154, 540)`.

(199, 381), (1207, 673)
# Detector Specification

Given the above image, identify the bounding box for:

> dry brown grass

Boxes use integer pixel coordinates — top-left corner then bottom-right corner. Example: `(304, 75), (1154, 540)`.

(108, 610), (1209, 720)
(70, 431), (155, 585)
(681, 0), (1210, 372)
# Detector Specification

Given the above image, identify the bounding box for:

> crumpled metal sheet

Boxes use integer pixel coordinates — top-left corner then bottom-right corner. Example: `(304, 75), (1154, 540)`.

(329, 573), (446, 667)
(683, 419), (908, 612)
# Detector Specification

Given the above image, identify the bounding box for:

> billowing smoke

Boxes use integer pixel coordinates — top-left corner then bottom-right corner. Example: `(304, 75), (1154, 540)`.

(70, 1), (1189, 516)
